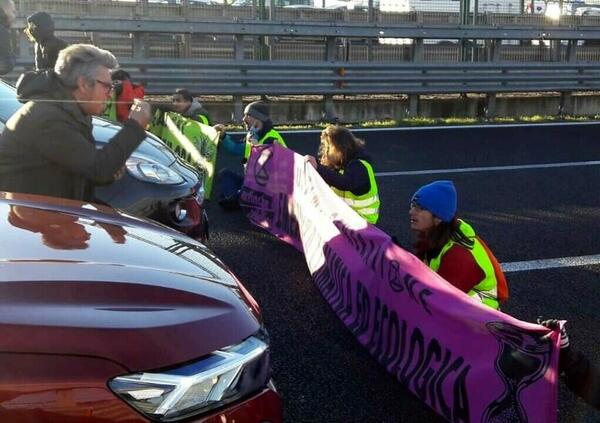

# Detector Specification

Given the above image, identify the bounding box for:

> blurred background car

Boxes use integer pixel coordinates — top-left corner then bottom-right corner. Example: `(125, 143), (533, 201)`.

(0, 80), (208, 239)
(0, 191), (282, 422)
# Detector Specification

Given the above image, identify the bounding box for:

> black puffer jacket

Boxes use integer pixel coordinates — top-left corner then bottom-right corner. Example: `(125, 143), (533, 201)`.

(0, 70), (146, 201)
(316, 148), (373, 196)
(26, 12), (67, 70)
(0, 11), (15, 75)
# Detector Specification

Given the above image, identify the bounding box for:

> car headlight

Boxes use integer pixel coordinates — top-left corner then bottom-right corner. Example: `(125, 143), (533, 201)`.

(108, 335), (270, 422)
(126, 155), (184, 185)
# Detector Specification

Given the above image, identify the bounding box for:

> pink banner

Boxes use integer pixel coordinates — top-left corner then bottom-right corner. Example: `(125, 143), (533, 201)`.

(240, 144), (560, 423)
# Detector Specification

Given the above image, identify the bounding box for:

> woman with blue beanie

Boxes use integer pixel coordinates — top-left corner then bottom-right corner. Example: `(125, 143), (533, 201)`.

(409, 180), (507, 309)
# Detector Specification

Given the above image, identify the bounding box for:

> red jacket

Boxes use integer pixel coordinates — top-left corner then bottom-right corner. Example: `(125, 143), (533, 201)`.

(436, 244), (485, 294)
(116, 81), (145, 123)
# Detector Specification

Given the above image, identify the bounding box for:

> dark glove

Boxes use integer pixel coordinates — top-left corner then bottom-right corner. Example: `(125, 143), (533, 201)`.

(538, 318), (570, 372)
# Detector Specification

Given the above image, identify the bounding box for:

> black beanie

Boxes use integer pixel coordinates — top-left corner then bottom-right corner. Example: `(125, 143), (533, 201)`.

(243, 101), (270, 122)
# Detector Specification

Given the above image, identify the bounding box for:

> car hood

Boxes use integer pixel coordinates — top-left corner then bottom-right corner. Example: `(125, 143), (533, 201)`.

(92, 117), (178, 166)
(0, 193), (258, 371)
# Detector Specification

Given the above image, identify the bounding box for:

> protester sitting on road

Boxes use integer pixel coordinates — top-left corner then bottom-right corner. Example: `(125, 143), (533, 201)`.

(25, 12), (67, 71)
(305, 125), (380, 224)
(172, 88), (211, 125)
(0, 43), (151, 202)
(103, 69), (145, 124)
(216, 100), (287, 211)
(0, 0), (16, 75)
(539, 318), (600, 410)
(408, 180), (508, 309)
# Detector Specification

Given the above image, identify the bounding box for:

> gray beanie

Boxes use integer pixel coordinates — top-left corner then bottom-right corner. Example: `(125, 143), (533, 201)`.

(243, 101), (270, 122)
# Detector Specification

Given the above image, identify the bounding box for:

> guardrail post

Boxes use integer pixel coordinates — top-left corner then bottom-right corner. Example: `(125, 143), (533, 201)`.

(560, 39), (578, 116)
(233, 35), (245, 122)
(408, 38), (424, 117)
(324, 36), (338, 122)
(485, 39), (501, 118)
(132, 33), (146, 59)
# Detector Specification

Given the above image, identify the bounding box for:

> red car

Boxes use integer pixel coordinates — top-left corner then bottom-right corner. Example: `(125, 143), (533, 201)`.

(0, 192), (282, 423)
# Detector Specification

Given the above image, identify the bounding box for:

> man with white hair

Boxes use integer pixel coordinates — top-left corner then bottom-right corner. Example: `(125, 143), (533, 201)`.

(0, 44), (151, 201)
(0, 0), (16, 75)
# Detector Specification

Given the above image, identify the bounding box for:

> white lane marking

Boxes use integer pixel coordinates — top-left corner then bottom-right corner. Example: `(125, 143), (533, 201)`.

(502, 254), (600, 273)
(376, 160), (600, 177)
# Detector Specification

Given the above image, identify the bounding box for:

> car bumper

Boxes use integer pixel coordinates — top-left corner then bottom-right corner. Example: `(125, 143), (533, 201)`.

(154, 183), (208, 240)
(193, 384), (283, 423)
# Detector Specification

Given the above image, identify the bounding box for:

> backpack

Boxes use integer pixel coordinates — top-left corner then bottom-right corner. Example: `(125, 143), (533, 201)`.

(478, 237), (509, 304)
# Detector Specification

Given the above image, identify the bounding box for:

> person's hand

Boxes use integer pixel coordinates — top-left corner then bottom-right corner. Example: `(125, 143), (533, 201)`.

(539, 318), (570, 373)
(129, 99), (152, 129)
(113, 166), (126, 182)
(538, 318), (570, 350)
(304, 155), (317, 168)
(213, 124), (226, 139)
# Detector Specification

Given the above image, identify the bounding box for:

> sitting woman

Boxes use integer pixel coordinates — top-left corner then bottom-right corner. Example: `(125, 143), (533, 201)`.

(409, 180), (508, 310)
(306, 125), (379, 224)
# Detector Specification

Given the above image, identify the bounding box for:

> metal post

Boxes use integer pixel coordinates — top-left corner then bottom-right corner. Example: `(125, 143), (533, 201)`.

(408, 38), (424, 117)
(132, 33), (145, 59)
(484, 39), (501, 118)
(324, 36), (338, 122)
(368, 0), (374, 23)
(234, 35), (245, 122)
(560, 40), (578, 116)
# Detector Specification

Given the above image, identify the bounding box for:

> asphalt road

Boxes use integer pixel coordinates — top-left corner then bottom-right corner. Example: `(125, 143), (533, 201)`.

(206, 122), (600, 422)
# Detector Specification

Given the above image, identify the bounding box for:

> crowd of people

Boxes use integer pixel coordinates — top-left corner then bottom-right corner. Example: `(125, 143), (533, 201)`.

(0, 7), (597, 413)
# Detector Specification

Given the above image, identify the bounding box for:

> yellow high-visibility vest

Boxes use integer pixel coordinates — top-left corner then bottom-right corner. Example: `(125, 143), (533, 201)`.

(428, 219), (499, 309)
(331, 159), (380, 224)
(243, 128), (287, 160)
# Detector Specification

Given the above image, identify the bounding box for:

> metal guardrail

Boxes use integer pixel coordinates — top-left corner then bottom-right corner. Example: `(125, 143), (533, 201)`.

(9, 59), (600, 96)
(13, 17), (600, 40)
(9, 17), (600, 117)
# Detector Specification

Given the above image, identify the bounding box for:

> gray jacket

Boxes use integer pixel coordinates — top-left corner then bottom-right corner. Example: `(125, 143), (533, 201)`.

(0, 71), (146, 201)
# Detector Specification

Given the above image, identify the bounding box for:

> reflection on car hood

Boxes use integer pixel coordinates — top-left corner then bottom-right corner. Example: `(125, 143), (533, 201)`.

(92, 117), (178, 166)
(0, 193), (258, 371)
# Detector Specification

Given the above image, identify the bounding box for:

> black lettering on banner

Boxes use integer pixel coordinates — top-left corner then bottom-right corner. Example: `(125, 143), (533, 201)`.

(366, 296), (382, 352)
(373, 301), (389, 362)
(436, 356), (465, 420)
(389, 314), (408, 374)
(339, 277), (353, 321)
(399, 327), (425, 386)
(314, 240), (472, 421)
(413, 338), (442, 403)
(380, 310), (400, 369)
(347, 281), (362, 334)
(332, 220), (432, 315)
(388, 260), (404, 292)
(452, 365), (471, 423)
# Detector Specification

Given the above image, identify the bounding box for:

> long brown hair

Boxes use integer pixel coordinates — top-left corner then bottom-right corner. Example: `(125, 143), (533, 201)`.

(414, 217), (474, 261)
(318, 125), (365, 170)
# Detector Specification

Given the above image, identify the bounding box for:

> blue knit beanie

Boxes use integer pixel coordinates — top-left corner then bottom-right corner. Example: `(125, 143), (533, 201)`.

(411, 180), (457, 223)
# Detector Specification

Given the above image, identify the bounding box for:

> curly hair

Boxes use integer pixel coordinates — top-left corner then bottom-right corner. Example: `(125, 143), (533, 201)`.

(318, 125), (365, 170)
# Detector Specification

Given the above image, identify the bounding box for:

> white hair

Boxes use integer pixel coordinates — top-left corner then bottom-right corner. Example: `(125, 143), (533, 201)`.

(54, 44), (118, 88)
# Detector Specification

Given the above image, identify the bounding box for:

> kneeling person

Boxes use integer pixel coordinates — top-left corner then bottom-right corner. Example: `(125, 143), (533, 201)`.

(409, 180), (507, 309)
